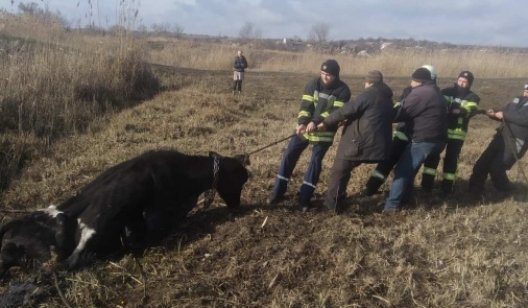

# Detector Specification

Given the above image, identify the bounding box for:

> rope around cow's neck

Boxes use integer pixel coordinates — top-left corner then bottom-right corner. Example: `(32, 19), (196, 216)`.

(199, 134), (295, 209)
(203, 155), (220, 209)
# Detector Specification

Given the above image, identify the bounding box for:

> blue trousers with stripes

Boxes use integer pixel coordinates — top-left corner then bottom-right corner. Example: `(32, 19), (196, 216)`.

(271, 134), (331, 204)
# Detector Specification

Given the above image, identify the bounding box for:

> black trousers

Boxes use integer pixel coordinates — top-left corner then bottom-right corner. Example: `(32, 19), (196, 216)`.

(469, 133), (525, 192)
(364, 138), (409, 195)
(421, 139), (464, 193)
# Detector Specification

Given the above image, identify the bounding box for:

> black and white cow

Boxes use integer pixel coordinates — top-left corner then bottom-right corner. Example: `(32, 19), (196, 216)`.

(0, 150), (249, 274)
(0, 205), (77, 275)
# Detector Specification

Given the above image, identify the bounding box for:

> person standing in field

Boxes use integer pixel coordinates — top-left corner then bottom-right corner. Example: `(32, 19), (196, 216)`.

(383, 67), (447, 214)
(364, 65), (437, 196)
(267, 59), (351, 212)
(468, 83), (528, 194)
(233, 49), (248, 94)
(421, 71), (481, 194)
(316, 70), (394, 213)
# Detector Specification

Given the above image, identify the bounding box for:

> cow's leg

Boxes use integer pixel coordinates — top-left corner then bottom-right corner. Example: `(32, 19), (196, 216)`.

(65, 219), (96, 269)
(122, 211), (148, 254)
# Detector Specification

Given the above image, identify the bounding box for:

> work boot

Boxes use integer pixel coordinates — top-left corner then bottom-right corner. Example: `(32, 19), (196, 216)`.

(382, 208), (398, 215)
(269, 178), (288, 205)
(298, 184), (315, 208)
(299, 200), (315, 213)
(421, 175), (435, 192)
(441, 180), (454, 195)
(365, 176), (384, 196)
(323, 197), (343, 214)
(300, 202), (309, 213)
(266, 194), (285, 206)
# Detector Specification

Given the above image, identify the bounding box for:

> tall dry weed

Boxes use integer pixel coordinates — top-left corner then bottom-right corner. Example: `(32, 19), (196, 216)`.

(0, 12), (159, 191)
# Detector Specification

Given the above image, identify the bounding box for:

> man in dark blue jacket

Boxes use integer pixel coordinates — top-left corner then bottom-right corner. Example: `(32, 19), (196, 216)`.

(317, 70), (393, 213)
(469, 83), (528, 194)
(383, 67), (448, 213)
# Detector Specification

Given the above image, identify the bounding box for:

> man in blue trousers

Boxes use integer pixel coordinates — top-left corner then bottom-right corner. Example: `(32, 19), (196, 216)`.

(268, 59), (351, 211)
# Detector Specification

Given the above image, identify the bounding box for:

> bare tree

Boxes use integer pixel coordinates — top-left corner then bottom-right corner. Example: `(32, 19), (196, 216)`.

(172, 24), (185, 38)
(238, 21), (255, 40)
(18, 1), (68, 27)
(308, 22), (330, 43)
(150, 22), (184, 37)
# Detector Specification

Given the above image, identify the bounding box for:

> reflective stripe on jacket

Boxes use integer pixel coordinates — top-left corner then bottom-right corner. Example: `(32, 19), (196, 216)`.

(442, 86), (480, 141)
(298, 77), (351, 143)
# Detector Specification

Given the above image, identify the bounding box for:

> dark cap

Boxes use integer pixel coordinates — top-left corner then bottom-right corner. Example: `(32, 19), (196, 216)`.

(411, 67), (432, 83)
(458, 70), (474, 87)
(366, 70), (383, 83)
(320, 59), (340, 77)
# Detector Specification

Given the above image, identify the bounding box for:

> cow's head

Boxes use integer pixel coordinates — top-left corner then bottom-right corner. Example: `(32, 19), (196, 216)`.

(0, 206), (75, 276)
(209, 152), (249, 208)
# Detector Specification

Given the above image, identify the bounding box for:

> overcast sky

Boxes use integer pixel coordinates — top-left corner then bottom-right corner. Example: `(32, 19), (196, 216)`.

(2, 0), (526, 47)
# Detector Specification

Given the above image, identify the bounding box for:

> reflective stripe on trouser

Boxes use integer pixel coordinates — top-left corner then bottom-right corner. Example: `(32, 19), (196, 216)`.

(299, 142), (331, 204)
(371, 169), (386, 180)
(441, 173), (456, 193)
(384, 141), (446, 211)
(421, 150), (441, 190)
(366, 137), (410, 194)
(440, 139), (464, 193)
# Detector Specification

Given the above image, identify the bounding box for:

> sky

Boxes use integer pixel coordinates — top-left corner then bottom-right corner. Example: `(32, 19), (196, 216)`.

(1, 0), (527, 48)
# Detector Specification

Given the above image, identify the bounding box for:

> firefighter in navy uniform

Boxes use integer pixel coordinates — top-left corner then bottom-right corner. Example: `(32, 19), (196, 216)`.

(268, 59), (351, 211)
(469, 83), (528, 194)
(364, 65), (437, 196)
(421, 71), (480, 194)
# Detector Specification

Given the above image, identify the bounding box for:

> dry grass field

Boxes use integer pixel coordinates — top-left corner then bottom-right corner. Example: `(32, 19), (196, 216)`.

(1, 11), (528, 308)
(1, 66), (528, 307)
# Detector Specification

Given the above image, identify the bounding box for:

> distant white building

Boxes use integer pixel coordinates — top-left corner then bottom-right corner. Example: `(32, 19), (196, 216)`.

(380, 42), (392, 50)
(357, 50), (370, 57)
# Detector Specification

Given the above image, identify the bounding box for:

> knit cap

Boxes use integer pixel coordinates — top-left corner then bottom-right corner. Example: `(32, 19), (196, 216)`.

(411, 67), (432, 82)
(321, 59), (340, 77)
(458, 70), (474, 87)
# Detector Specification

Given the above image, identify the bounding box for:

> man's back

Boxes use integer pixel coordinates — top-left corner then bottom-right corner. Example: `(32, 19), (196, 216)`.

(397, 82), (447, 143)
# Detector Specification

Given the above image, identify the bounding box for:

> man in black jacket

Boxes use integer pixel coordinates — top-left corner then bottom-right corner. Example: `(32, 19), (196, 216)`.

(317, 70), (394, 213)
(233, 50), (248, 94)
(383, 67), (448, 213)
(421, 71), (481, 194)
(364, 65), (437, 196)
(268, 59), (351, 211)
(469, 83), (528, 194)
